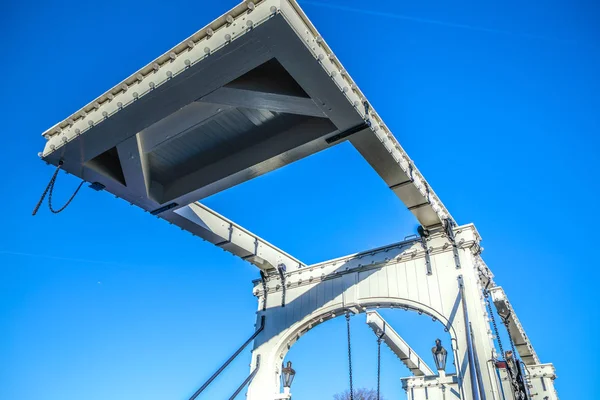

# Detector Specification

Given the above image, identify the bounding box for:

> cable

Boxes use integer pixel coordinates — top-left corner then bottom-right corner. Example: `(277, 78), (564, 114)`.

(32, 161), (84, 215)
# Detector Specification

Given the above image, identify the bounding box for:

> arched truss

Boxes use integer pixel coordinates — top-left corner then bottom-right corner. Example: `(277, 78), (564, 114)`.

(247, 224), (502, 400)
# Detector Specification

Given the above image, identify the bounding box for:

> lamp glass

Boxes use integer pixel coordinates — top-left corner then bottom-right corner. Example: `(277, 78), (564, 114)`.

(281, 361), (296, 388)
(431, 339), (448, 371)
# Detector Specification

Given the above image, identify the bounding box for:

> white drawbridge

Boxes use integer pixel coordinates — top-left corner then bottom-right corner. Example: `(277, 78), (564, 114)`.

(35, 1), (558, 399)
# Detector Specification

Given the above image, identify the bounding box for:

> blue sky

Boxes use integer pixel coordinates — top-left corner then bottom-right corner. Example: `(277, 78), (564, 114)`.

(1, 0), (598, 399)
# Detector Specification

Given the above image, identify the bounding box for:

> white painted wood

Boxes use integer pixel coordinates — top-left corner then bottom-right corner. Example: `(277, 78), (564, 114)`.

(39, 0), (452, 229)
(247, 225), (503, 400)
(490, 287), (540, 366)
(175, 202), (304, 271)
(366, 310), (434, 376)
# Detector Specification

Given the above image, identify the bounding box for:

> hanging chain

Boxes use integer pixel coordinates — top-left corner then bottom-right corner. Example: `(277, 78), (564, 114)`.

(485, 291), (527, 399)
(345, 312), (354, 400)
(484, 291), (504, 360)
(503, 317), (518, 358)
(377, 334), (383, 400)
(33, 161), (84, 216)
(48, 179), (84, 214)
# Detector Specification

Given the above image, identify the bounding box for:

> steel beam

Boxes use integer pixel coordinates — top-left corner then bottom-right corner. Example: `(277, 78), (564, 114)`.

(115, 135), (151, 199)
(171, 202), (304, 272)
(200, 87), (325, 118)
(366, 310), (434, 376)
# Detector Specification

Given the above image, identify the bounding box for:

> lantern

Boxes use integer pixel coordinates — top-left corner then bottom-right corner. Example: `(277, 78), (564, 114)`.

(431, 339), (448, 371)
(281, 361), (296, 389)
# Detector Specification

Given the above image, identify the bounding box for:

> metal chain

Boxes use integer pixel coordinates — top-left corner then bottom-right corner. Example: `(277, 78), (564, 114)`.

(48, 179), (84, 214)
(485, 291), (526, 399)
(503, 318), (518, 359)
(32, 162), (62, 215)
(377, 336), (383, 400)
(33, 161), (84, 215)
(345, 312), (354, 400)
(484, 291), (504, 360)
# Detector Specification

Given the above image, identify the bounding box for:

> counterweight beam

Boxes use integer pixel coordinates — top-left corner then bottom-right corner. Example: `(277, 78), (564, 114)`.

(366, 310), (434, 376)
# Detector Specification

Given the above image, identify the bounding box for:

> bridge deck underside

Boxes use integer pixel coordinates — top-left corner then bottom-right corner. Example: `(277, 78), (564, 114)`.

(39, 1), (452, 271)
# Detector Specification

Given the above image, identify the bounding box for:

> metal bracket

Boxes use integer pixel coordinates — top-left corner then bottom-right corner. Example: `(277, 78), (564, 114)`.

(444, 218), (461, 269)
(325, 121), (370, 144)
(277, 264), (287, 307)
(363, 101), (371, 127)
(150, 202), (178, 215)
(417, 226), (432, 275)
(88, 182), (105, 191)
(259, 270), (268, 311)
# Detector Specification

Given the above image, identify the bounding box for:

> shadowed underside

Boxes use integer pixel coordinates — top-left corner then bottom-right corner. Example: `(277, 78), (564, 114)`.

(39, 0), (452, 272)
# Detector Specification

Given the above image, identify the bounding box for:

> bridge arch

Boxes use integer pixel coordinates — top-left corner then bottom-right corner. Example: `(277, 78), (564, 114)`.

(272, 298), (459, 364)
(246, 227), (498, 400)
(271, 299), (463, 395)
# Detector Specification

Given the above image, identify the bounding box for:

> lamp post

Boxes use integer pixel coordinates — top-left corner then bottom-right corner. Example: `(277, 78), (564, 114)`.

(432, 339), (448, 376)
(280, 361), (296, 398)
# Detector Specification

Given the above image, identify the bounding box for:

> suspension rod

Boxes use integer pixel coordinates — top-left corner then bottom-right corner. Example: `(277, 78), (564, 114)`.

(458, 276), (482, 400)
(188, 316), (265, 400)
(229, 355), (261, 400)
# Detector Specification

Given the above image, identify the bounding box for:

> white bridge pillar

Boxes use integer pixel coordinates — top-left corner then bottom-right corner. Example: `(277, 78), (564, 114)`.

(246, 224), (501, 400)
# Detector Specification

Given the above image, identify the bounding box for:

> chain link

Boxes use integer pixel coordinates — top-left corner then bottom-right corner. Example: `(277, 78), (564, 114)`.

(503, 318), (518, 359)
(33, 161), (84, 216)
(48, 179), (84, 214)
(377, 336), (382, 400)
(485, 291), (527, 399)
(484, 291), (504, 360)
(345, 312), (354, 400)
